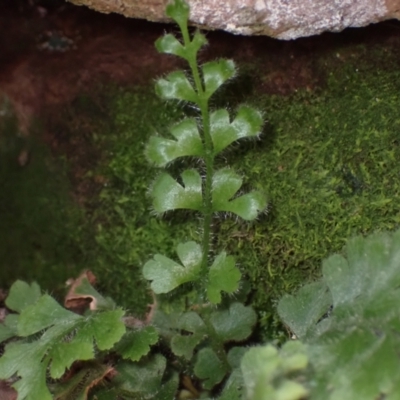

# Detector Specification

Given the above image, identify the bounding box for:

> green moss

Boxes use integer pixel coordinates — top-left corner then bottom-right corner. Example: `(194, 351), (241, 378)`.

(2, 40), (399, 340)
(85, 44), (400, 335)
(0, 106), (85, 293)
(219, 47), (400, 339)
(90, 89), (200, 313)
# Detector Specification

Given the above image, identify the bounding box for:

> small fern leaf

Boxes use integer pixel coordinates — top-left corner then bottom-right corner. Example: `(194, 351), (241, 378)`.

(202, 59), (236, 100)
(151, 169), (203, 213)
(210, 106), (263, 155)
(155, 71), (198, 103)
(212, 168), (268, 220)
(143, 241), (202, 293)
(156, 30), (207, 61)
(207, 252), (241, 304)
(0, 285), (125, 400)
(146, 118), (204, 167)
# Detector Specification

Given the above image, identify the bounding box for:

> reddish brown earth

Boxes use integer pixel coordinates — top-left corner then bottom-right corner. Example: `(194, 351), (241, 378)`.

(2, 0), (400, 137)
(1, 1), (400, 398)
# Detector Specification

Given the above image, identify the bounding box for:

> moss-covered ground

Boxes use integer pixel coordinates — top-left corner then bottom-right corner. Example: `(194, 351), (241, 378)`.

(0, 103), (87, 294)
(1, 39), (399, 339)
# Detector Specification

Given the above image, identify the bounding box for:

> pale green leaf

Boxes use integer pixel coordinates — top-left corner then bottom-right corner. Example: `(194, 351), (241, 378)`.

(112, 355), (167, 395)
(194, 347), (229, 389)
(279, 341), (309, 373)
(212, 168), (268, 220)
(114, 326), (158, 361)
(218, 190), (268, 220)
(143, 241), (202, 293)
(49, 340), (93, 379)
(218, 368), (243, 400)
(153, 373), (180, 400)
(241, 342), (308, 400)
(146, 118), (204, 166)
(275, 381), (311, 400)
(210, 302), (257, 341)
(5, 280), (41, 313)
(155, 34), (185, 57)
(73, 309), (126, 350)
(227, 346), (248, 369)
(309, 328), (400, 400)
(207, 252), (241, 304)
(0, 314), (18, 342)
(165, 0), (190, 29)
(171, 334), (202, 360)
(323, 230), (400, 308)
(176, 310), (206, 332)
(151, 169), (203, 213)
(171, 312), (207, 359)
(212, 168), (241, 200)
(277, 281), (332, 340)
(155, 71), (198, 103)
(0, 341), (51, 400)
(0, 324), (15, 343)
(202, 59), (236, 99)
(115, 362), (179, 400)
(210, 106), (263, 154)
(155, 30), (207, 61)
(18, 294), (81, 336)
(186, 30), (208, 58)
(0, 295), (125, 400)
(278, 229), (400, 399)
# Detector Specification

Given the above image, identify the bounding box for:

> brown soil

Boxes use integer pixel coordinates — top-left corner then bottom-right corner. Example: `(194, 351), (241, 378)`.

(2, 0), (400, 136)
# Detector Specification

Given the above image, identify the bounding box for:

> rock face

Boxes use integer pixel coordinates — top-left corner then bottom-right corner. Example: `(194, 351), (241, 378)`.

(67, 0), (400, 39)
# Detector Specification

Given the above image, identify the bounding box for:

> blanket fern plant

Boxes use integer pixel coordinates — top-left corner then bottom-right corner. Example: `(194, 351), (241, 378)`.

(1, 0), (400, 399)
(0, 1), (267, 398)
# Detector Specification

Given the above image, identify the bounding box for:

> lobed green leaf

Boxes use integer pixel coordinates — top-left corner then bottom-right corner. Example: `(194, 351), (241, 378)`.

(0, 341), (50, 400)
(202, 59), (236, 99)
(0, 288), (126, 400)
(210, 302), (257, 342)
(18, 294), (80, 336)
(194, 347), (229, 389)
(212, 168), (268, 220)
(170, 312), (207, 359)
(156, 30), (207, 61)
(207, 252), (241, 304)
(278, 229), (400, 399)
(143, 241), (202, 293)
(171, 334), (202, 360)
(210, 106), (263, 155)
(146, 118), (204, 167)
(278, 281), (332, 340)
(155, 34), (185, 57)
(0, 314), (19, 342)
(5, 280), (41, 313)
(165, 0), (190, 30)
(218, 368), (243, 400)
(73, 309), (126, 351)
(151, 169), (203, 213)
(155, 71), (198, 103)
(114, 326), (158, 361)
(112, 355), (166, 395)
(241, 342), (308, 400)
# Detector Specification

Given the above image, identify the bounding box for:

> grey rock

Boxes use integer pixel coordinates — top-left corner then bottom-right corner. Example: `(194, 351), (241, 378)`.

(67, 0), (400, 39)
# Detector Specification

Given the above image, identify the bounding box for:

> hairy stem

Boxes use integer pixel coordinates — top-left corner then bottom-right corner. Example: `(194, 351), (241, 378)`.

(182, 26), (214, 278)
